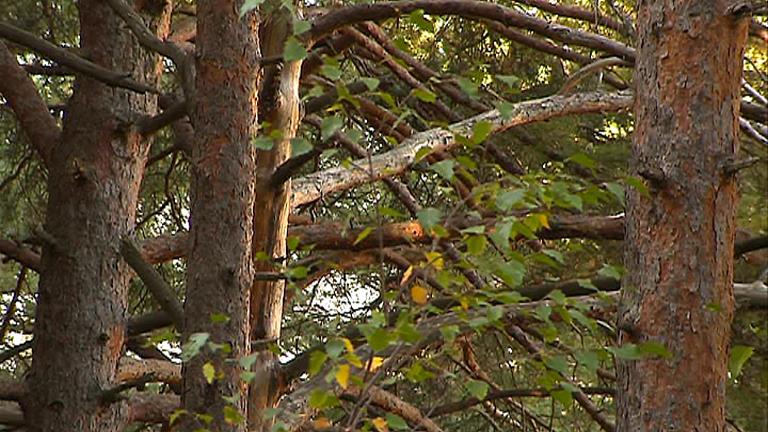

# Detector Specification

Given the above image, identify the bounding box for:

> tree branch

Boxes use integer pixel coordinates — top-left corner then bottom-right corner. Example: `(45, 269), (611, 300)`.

(0, 22), (158, 94)
(0, 41), (59, 166)
(291, 91), (632, 208)
(120, 237), (184, 329)
(309, 0), (635, 59)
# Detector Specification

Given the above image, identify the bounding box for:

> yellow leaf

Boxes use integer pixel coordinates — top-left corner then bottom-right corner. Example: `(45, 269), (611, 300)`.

(537, 213), (550, 229)
(368, 356), (385, 372)
(399, 265), (414, 285)
(372, 417), (389, 432)
(342, 337), (354, 354)
(346, 352), (363, 368)
(410, 285), (429, 305)
(312, 417), (332, 430)
(335, 364), (350, 389)
(425, 251), (444, 270)
(459, 296), (470, 310)
(202, 362), (215, 384)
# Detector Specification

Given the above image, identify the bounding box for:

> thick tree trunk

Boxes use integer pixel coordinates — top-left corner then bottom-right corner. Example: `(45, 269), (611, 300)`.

(248, 6), (303, 430)
(180, 0), (259, 430)
(21, 1), (170, 431)
(618, 1), (749, 431)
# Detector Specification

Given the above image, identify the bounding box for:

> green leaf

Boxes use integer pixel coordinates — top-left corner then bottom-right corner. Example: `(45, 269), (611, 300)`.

(283, 37), (307, 62)
(412, 88), (437, 103)
(292, 19), (311, 35)
(353, 227), (374, 245)
(551, 388), (573, 407)
(385, 413), (409, 430)
(577, 278), (598, 290)
(309, 351), (328, 376)
(457, 77), (478, 97)
(487, 305), (504, 323)
(466, 380), (490, 400)
(440, 324), (460, 343)
(496, 189), (525, 211)
(223, 406), (244, 425)
(210, 312), (230, 324)
(361, 77), (380, 91)
(239, 0), (265, 17)
(566, 152), (596, 169)
(496, 101), (514, 120)
(470, 121), (493, 145)
(180, 332), (210, 362)
(326, 339), (346, 359)
(309, 389), (339, 409)
(416, 207), (442, 231)
(625, 175), (650, 196)
(239, 353), (258, 370)
(365, 328), (394, 352)
(290, 137), (313, 157)
(604, 182), (625, 205)
(415, 146), (433, 162)
(465, 235), (487, 255)
(574, 350), (599, 373)
(286, 236), (300, 251)
(637, 341), (672, 359)
(252, 136), (274, 150)
(405, 362), (434, 383)
(608, 344), (643, 360)
(430, 160), (455, 181)
(320, 116), (343, 141)
(202, 362), (216, 384)
(598, 264), (623, 280)
(496, 74), (520, 90)
(729, 345), (754, 379)
(544, 356), (570, 375)
(408, 9), (434, 33)
(320, 64), (342, 81)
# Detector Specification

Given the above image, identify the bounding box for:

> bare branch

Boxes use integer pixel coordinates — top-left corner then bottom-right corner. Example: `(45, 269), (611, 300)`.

(0, 22), (158, 93)
(291, 91), (633, 208)
(309, 0), (635, 59)
(120, 238), (184, 329)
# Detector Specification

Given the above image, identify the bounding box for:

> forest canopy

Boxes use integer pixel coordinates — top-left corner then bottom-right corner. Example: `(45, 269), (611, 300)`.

(0, 1), (766, 431)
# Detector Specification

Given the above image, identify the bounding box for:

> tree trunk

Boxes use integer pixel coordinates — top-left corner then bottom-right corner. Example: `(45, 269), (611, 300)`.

(180, 0), (259, 430)
(618, 1), (749, 430)
(21, 1), (170, 431)
(248, 5), (303, 430)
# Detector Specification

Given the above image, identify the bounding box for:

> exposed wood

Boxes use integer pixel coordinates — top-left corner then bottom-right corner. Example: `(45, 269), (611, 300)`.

(292, 91), (632, 207)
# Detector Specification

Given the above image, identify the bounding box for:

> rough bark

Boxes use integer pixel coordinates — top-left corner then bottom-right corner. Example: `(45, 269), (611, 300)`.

(180, 0), (259, 430)
(20, 1), (170, 431)
(248, 4), (304, 430)
(617, 1), (749, 431)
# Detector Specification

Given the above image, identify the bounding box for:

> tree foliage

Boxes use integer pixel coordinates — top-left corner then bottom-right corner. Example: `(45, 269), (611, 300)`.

(0, 0), (766, 431)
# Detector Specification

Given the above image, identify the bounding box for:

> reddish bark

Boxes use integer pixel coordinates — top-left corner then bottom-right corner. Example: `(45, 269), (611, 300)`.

(20, 1), (171, 431)
(618, 1), (749, 430)
(180, 0), (259, 430)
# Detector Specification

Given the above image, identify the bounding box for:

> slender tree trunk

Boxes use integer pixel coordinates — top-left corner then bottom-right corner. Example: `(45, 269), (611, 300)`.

(21, 1), (170, 431)
(618, 1), (749, 430)
(248, 6), (303, 429)
(180, 0), (259, 430)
